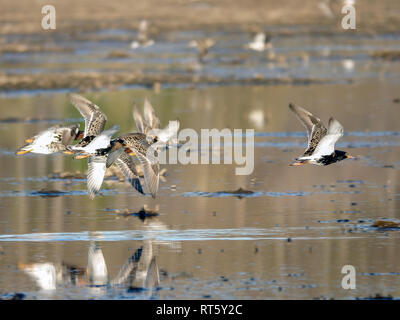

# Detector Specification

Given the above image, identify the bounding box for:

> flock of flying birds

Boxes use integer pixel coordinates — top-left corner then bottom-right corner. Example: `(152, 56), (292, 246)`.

(16, 93), (354, 200)
(128, 18), (275, 63)
(16, 94), (180, 199)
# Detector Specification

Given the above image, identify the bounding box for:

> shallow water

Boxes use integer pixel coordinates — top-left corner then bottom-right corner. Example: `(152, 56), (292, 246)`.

(0, 79), (399, 299)
(1, 22), (400, 299)
(2, 28), (400, 93)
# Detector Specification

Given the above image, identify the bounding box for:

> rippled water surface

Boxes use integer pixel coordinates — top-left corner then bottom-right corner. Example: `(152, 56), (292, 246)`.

(0, 28), (400, 299)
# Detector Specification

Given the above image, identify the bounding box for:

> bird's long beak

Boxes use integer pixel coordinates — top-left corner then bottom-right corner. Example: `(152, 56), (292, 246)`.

(75, 154), (89, 160)
(25, 138), (33, 143)
(346, 154), (355, 159)
(16, 149), (32, 155)
(289, 160), (309, 166)
(129, 152), (135, 156)
(63, 150), (74, 155)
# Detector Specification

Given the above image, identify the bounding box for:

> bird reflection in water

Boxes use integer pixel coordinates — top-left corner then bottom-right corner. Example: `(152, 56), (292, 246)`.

(18, 217), (179, 298)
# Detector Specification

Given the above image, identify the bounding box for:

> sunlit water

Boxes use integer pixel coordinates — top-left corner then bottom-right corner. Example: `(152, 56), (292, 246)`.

(0, 26), (400, 299)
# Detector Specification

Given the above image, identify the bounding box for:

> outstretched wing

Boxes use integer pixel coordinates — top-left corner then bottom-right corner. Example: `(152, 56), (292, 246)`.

(289, 103), (327, 156)
(87, 156), (107, 199)
(312, 117), (344, 157)
(143, 98), (160, 130)
(253, 33), (265, 44)
(136, 156), (159, 198)
(132, 104), (145, 134)
(115, 153), (144, 195)
(138, 20), (148, 43)
(70, 94), (107, 137)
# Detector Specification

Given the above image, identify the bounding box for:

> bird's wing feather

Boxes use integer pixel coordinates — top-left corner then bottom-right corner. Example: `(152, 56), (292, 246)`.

(133, 147), (159, 198)
(312, 118), (344, 157)
(70, 94), (107, 137)
(143, 98), (160, 130)
(115, 153), (144, 195)
(289, 103), (327, 156)
(132, 105), (145, 133)
(87, 156), (107, 199)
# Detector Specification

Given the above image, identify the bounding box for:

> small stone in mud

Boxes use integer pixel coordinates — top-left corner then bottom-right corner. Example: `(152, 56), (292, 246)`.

(197, 248), (202, 254)
(220, 249), (224, 253)
(212, 211), (216, 216)
(217, 187), (255, 199)
(393, 98), (400, 103)
(118, 206), (159, 221)
(337, 219), (350, 223)
(372, 220), (400, 229)
(350, 202), (357, 206)
(65, 211), (72, 215)
(287, 237), (292, 242)
(0, 246), (4, 255)
(254, 246), (259, 253)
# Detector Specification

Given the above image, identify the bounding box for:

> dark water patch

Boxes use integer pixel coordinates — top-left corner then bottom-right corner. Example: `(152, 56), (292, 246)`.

(0, 292), (26, 300)
(182, 190), (312, 198)
(31, 189), (69, 197)
(254, 140), (400, 149)
(0, 188), (134, 198)
(317, 219), (351, 224)
(337, 180), (364, 185)
(355, 294), (395, 300)
(255, 131), (400, 138)
(0, 227), (382, 243)
(0, 189), (87, 198)
(360, 272), (400, 276)
(182, 189), (360, 198)
(0, 117), (82, 124)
